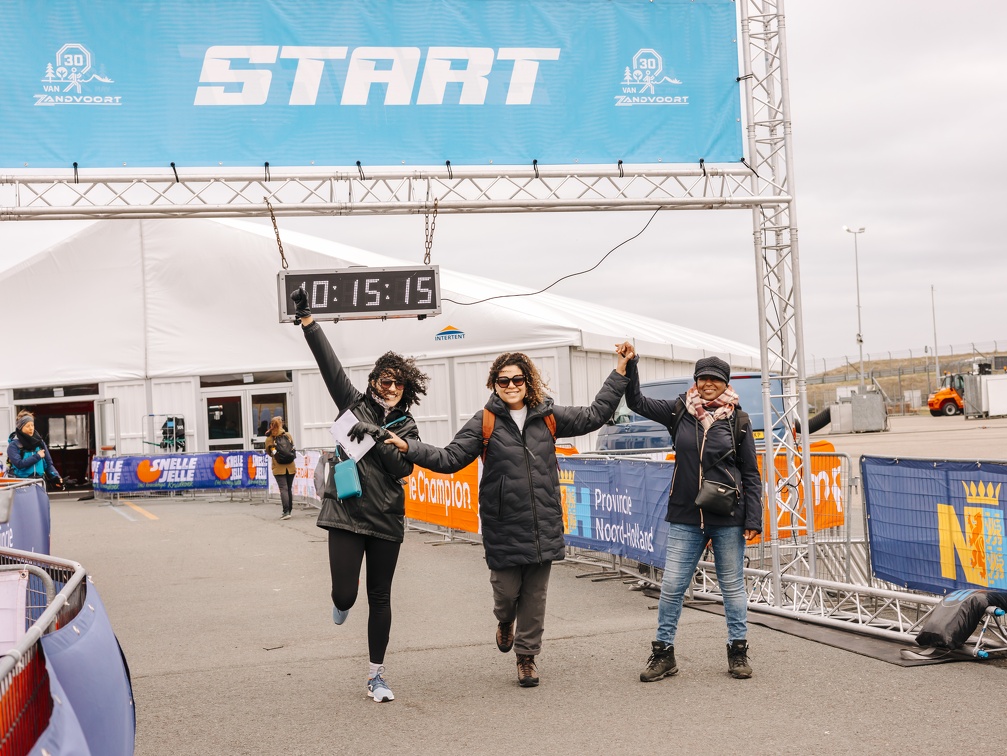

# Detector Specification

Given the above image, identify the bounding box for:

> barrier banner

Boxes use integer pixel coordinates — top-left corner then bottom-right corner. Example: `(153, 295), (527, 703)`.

(1, 0), (742, 168)
(268, 449), (323, 499)
(39, 584), (135, 756)
(560, 458), (671, 567)
(0, 482), (51, 555)
(405, 461), (480, 533)
(757, 450), (846, 542)
(861, 456), (1007, 594)
(91, 452), (269, 493)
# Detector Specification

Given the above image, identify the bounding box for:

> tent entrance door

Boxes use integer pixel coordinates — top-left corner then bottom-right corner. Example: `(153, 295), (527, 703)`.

(203, 389), (290, 452)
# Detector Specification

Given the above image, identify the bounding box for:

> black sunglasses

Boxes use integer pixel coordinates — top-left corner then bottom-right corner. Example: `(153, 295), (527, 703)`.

(379, 378), (405, 389)
(495, 375), (526, 388)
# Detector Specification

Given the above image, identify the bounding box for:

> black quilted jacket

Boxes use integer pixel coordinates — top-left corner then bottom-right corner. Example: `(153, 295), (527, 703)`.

(404, 371), (628, 570)
(303, 321), (419, 542)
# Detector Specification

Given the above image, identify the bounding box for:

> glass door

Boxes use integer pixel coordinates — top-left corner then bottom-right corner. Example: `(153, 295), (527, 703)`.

(205, 394), (245, 451)
(250, 392), (289, 449)
(95, 398), (118, 456)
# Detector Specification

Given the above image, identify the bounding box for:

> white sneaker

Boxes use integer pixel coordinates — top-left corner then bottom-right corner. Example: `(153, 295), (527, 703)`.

(367, 668), (394, 703)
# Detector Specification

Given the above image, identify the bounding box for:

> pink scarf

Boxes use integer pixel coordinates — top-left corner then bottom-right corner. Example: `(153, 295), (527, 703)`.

(684, 384), (739, 431)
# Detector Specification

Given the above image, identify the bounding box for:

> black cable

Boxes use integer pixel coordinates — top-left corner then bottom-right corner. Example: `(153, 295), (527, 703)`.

(442, 208), (660, 307)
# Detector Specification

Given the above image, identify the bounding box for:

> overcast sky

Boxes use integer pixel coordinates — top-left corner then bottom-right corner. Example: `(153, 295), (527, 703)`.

(2, 2), (1004, 366)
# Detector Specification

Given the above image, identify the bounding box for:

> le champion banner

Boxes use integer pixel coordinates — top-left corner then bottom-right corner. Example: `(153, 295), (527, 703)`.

(0, 0), (743, 169)
(92, 452), (269, 493)
(861, 456), (1007, 594)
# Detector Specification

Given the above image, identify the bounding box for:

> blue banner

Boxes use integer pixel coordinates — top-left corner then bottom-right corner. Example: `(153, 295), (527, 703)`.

(861, 456), (1007, 594)
(0, 0), (742, 168)
(0, 483), (51, 555)
(559, 457), (672, 567)
(92, 452), (269, 493)
(39, 584), (135, 756)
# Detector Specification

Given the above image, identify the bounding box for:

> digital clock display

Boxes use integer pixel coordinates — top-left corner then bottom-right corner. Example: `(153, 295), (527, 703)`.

(277, 266), (441, 322)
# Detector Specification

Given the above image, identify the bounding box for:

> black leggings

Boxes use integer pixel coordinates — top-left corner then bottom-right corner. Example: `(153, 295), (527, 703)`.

(328, 528), (401, 664)
(277, 472), (294, 514)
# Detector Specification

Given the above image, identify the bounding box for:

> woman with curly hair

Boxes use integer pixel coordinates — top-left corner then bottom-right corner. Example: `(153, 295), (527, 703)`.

(290, 289), (429, 704)
(385, 349), (630, 688)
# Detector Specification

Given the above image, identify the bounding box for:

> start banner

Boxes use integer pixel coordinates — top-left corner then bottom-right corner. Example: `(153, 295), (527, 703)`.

(861, 456), (1007, 594)
(92, 452), (269, 493)
(0, 0), (742, 168)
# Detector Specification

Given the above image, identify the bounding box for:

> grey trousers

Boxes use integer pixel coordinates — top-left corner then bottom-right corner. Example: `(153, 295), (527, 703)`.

(490, 562), (552, 656)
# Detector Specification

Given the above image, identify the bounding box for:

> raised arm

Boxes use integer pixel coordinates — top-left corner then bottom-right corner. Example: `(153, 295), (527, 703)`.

(552, 370), (630, 438)
(624, 356), (678, 428)
(301, 320), (363, 410)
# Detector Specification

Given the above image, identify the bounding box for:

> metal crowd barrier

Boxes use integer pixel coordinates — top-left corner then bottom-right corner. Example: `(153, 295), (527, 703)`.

(0, 546), (87, 756)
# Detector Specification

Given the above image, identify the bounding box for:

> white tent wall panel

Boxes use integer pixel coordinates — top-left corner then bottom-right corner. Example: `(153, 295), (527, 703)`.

(409, 359), (452, 447)
(0, 390), (12, 451)
(101, 380), (148, 455)
(451, 354), (499, 429)
(150, 378), (199, 451)
(568, 348), (622, 452)
(293, 370), (337, 451)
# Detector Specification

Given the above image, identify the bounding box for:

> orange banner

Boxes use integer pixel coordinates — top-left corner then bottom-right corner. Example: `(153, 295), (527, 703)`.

(404, 461), (480, 533)
(755, 442), (846, 541)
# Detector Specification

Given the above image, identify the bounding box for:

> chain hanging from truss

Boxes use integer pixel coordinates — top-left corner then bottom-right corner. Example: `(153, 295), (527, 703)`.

(423, 199), (438, 265)
(264, 197), (288, 270)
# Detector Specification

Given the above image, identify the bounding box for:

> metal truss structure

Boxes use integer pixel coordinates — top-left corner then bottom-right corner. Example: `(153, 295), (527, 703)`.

(0, 1), (940, 639)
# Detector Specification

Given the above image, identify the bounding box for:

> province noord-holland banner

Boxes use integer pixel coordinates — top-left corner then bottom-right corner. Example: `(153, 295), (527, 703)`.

(0, 0), (743, 169)
(861, 456), (1007, 594)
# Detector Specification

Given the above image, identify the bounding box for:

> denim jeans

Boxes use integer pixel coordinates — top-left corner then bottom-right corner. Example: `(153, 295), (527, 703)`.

(655, 523), (748, 645)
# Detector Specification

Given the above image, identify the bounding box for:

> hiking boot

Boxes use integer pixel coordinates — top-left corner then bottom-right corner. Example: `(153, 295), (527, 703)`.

(496, 621), (515, 653)
(516, 654), (539, 687)
(367, 667), (395, 703)
(727, 639), (752, 679)
(640, 640), (678, 682)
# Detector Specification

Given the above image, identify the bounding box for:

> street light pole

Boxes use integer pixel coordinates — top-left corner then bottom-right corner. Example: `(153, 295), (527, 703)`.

(931, 285), (940, 384)
(843, 225), (866, 393)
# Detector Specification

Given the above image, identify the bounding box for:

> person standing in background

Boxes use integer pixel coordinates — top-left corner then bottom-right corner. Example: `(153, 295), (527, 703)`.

(264, 416), (297, 520)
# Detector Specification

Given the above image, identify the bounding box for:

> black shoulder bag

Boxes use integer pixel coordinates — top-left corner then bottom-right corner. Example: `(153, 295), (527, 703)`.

(694, 418), (740, 518)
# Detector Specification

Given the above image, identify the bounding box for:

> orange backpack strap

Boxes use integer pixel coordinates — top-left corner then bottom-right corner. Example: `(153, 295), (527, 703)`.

(544, 413), (557, 440)
(481, 409), (495, 461)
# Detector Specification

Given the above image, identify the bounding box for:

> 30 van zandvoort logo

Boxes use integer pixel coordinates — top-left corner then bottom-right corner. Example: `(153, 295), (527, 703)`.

(615, 48), (687, 107)
(434, 325), (465, 341)
(34, 43), (121, 107)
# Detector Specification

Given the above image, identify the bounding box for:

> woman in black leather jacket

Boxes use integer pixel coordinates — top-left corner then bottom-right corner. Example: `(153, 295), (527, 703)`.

(292, 289), (429, 704)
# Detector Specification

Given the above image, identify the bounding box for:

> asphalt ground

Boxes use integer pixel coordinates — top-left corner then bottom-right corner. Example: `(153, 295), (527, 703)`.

(51, 414), (1007, 756)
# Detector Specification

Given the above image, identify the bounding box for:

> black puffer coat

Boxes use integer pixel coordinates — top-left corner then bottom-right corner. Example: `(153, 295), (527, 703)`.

(303, 321), (419, 542)
(404, 371), (628, 570)
(625, 358), (762, 533)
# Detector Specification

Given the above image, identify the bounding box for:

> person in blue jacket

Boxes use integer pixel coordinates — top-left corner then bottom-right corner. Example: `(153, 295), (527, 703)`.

(6, 412), (62, 487)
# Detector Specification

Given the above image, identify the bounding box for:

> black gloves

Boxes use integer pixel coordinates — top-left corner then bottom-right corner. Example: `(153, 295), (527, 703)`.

(348, 422), (390, 443)
(290, 287), (311, 324)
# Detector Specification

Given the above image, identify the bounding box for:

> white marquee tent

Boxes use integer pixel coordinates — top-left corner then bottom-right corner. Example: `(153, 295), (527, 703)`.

(0, 219), (759, 455)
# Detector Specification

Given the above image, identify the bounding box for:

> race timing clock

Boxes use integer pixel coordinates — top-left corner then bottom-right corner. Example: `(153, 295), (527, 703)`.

(277, 266), (441, 322)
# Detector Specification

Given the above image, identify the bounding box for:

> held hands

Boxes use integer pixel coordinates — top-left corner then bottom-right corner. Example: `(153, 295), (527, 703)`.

(348, 422), (390, 443)
(290, 287), (312, 326)
(383, 430), (408, 453)
(614, 341), (636, 375)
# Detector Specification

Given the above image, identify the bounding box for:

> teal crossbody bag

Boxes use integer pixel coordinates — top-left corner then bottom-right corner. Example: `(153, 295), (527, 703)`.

(333, 445), (362, 499)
